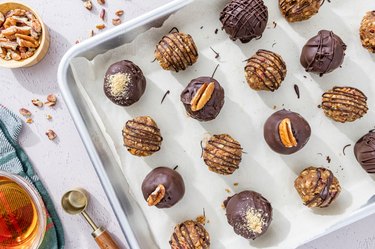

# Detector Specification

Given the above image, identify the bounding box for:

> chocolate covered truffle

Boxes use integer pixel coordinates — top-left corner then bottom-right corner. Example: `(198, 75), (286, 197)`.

(141, 167), (185, 208)
(224, 190), (272, 240)
(203, 134), (242, 175)
(294, 167), (341, 208)
(169, 220), (210, 249)
(220, 0), (268, 43)
(104, 60), (146, 106)
(354, 130), (375, 173)
(264, 110), (311, 155)
(245, 49), (287, 92)
(122, 116), (162, 157)
(322, 86), (368, 123)
(154, 31), (198, 72)
(279, 0), (324, 22)
(300, 30), (346, 76)
(180, 77), (225, 122)
(360, 11), (375, 53)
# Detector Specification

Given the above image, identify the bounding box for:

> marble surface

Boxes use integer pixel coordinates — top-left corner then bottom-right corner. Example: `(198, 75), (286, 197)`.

(1, 0), (374, 248)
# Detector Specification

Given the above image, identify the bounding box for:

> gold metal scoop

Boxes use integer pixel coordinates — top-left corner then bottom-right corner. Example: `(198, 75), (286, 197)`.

(61, 188), (120, 249)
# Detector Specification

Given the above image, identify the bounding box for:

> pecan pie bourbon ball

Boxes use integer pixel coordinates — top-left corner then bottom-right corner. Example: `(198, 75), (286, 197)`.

(122, 116), (162, 157)
(220, 0), (268, 43)
(294, 167), (341, 208)
(279, 0), (324, 22)
(224, 190), (272, 240)
(180, 77), (225, 122)
(264, 110), (311, 155)
(321, 86), (368, 123)
(202, 134), (242, 175)
(141, 167), (185, 208)
(245, 49), (287, 92)
(354, 130), (375, 173)
(104, 60), (146, 106)
(169, 220), (210, 249)
(154, 31), (198, 72)
(360, 11), (375, 53)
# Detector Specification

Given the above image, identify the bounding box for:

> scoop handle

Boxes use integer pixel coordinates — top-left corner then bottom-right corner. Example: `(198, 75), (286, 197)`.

(92, 227), (121, 249)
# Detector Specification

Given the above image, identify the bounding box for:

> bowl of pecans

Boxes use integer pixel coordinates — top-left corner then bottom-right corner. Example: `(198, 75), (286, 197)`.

(0, 1), (49, 68)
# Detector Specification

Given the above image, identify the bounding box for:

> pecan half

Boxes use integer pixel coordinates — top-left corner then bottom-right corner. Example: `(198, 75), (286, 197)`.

(190, 82), (215, 111)
(45, 94), (57, 107)
(147, 184), (165, 206)
(45, 129), (57, 140)
(83, 0), (93, 10)
(112, 18), (121, 26)
(2, 26), (31, 37)
(99, 9), (105, 21)
(278, 118), (297, 148)
(3, 17), (17, 28)
(19, 108), (31, 117)
(97, 0), (105, 5)
(115, 10), (124, 16)
(0, 12), (5, 26)
(0, 38), (18, 50)
(5, 9), (26, 18)
(96, 24), (105, 30)
(31, 99), (43, 107)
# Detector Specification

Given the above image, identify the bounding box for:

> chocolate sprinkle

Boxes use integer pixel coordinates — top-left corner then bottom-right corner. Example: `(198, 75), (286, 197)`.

(161, 90), (170, 104)
(173, 165), (179, 170)
(342, 144), (351, 156)
(326, 156), (331, 163)
(294, 84), (300, 99)
(215, 28), (218, 34)
(210, 47), (220, 59)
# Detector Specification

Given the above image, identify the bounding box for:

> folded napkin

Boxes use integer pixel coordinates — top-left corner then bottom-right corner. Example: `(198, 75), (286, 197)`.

(0, 105), (64, 249)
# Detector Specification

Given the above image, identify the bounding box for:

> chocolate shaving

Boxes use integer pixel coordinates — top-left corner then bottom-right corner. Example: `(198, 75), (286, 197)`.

(317, 153), (323, 156)
(200, 26), (203, 29)
(211, 64), (220, 79)
(161, 90), (170, 104)
(210, 46), (220, 59)
(326, 156), (331, 163)
(294, 84), (300, 99)
(173, 165), (179, 170)
(272, 42), (276, 47)
(215, 28), (218, 34)
(273, 21), (277, 28)
(169, 27), (179, 33)
(342, 144), (351, 156)
(200, 140), (204, 158)
(317, 104), (321, 108)
(303, 75), (307, 78)
(151, 58), (156, 63)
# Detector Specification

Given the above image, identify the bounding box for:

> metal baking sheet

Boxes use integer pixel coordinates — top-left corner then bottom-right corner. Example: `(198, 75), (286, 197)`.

(58, 0), (375, 248)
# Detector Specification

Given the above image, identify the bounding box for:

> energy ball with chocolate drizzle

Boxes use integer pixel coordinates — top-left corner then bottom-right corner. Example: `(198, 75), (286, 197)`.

(122, 116), (162, 157)
(300, 30), (346, 76)
(354, 130), (375, 173)
(279, 0), (324, 22)
(180, 77), (225, 122)
(264, 110), (311, 155)
(321, 86), (368, 123)
(169, 220), (210, 249)
(104, 60), (146, 106)
(203, 134), (242, 175)
(294, 167), (341, 208)
(224, 190), (272, 240)
(154, 30), (198, 72)
(220, 0), (268, 43)
(245, 49), (287, 92)
(360, 11), (375, 53)
(141, 167), (185, 208)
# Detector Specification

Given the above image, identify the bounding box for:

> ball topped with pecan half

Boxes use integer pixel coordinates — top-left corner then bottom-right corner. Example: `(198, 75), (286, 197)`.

(294, 167), (341, 208)
(203, 134), (242, 175)
(264, 110), (311, 155)
(141, 167), (185, 209)
(180, 77), (225, 122)
(321, 86), (368, 123)
(169, 220), (210, 249)
(122, 116), (162, 157)
(154, 31), (198, 72)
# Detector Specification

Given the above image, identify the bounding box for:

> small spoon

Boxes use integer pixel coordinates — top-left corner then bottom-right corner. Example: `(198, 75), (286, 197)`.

(61, 188), (120, 249)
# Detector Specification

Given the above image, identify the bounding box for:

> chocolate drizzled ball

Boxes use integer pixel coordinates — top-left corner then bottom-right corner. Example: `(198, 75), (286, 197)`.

(122, 116), (162, 157)
(360, 11), (375, 53)
(141, 167), (185, 208)
(154, 31), (198, 72)
(224, 190), (272, 240)
(245, 49), (287, 92)
(104, 60), (146, 106)
(180, 77), (225, 122)
(279, 0), (324, 22)
(321, 86), (368, 123)
(294, 167), (341, 208)
(354, 131), (375, 173)
(300, 30), (346, 76)
(169, 220), (210, 249)
(220, 0), (268, 43)
(264, 110), (311, 155)
(202, 134), (242, 175)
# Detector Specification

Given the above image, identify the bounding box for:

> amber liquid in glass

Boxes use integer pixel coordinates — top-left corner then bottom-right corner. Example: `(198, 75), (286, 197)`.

(0, 176), (39, 249)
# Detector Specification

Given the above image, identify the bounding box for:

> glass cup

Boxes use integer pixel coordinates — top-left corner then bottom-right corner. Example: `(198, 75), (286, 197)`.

(0, 171), (46, 249)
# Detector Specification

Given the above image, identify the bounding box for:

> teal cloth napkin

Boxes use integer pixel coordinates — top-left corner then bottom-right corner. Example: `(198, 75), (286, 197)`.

(0, 105), (64, 249)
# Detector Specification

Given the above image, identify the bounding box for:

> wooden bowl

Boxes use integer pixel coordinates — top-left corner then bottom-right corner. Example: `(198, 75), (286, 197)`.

(0, 1), (50, 68)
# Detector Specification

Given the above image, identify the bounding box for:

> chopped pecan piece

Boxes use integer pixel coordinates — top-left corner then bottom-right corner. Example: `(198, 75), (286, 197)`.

(0, 38), (18, 50)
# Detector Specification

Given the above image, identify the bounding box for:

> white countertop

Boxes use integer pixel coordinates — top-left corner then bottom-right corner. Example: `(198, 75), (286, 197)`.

(1, 0), (375, 249)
